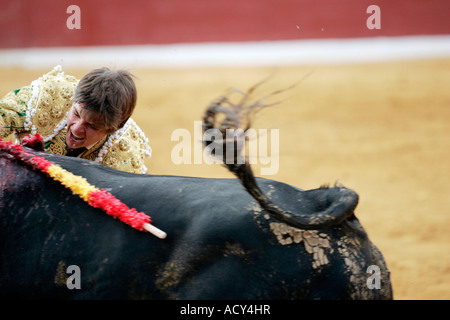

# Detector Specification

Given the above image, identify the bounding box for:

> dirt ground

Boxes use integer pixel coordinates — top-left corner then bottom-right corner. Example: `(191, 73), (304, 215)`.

(1, 58), (449, 300)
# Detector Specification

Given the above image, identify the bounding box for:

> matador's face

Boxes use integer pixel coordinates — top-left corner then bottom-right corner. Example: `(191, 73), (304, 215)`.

(66, 102), (108, 149)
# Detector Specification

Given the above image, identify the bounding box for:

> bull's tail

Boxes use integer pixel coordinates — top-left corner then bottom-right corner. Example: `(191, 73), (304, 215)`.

(202, 83), (358, 230)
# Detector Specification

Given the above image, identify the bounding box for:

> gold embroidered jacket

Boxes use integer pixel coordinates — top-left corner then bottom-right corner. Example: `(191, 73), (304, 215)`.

(0, 66), (152, 174)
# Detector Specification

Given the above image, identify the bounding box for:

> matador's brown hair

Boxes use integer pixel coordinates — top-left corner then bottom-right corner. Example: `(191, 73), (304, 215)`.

(73, 67), (137, 134)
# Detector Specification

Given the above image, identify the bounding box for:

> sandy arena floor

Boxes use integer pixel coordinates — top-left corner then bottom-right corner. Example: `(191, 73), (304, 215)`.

(1, 58), (449, 300)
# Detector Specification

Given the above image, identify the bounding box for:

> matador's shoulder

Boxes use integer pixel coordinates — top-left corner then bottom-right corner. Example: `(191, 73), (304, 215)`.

(88, 118), (152, 174)
(24, 65), (78, 141)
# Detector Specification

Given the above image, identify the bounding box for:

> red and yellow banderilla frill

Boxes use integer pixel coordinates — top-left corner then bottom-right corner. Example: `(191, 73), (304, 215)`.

(0, 134), (166, 239)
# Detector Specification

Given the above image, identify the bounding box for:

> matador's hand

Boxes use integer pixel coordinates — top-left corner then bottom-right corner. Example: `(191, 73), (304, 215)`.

(21, 134), (45, 151)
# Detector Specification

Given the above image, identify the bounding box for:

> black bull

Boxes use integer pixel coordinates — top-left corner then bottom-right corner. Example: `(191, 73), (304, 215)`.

(0, 148), (392, 299)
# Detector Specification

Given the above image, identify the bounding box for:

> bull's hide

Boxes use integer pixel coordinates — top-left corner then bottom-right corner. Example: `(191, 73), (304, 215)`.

(0, 148), (392, 299)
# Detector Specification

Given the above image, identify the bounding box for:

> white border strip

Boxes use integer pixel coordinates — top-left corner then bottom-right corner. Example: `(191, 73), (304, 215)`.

(1, 35), (449, 69)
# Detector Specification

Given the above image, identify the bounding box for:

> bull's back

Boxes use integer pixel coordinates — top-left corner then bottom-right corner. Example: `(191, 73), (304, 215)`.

(0, 150), (392, 299)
